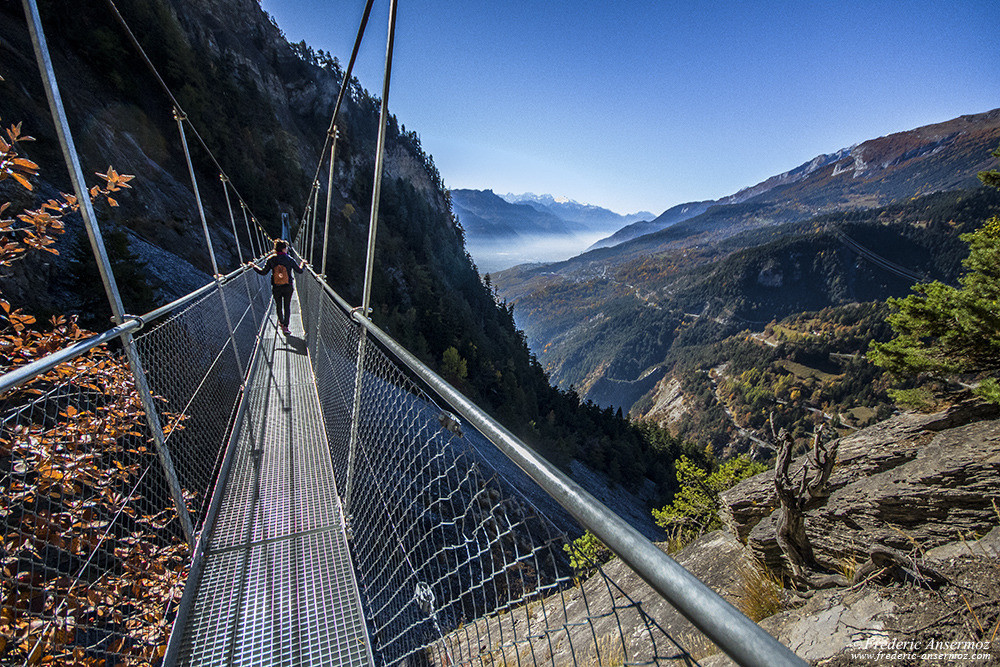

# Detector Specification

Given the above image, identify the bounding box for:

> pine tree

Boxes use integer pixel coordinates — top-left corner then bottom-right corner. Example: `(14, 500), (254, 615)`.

(979, 142), (1000, 189)
(869, 148), (1000, 403)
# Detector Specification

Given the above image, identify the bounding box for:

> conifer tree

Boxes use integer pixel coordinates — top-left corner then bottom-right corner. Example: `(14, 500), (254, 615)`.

(869, 147), (1000, 403)
(979, 142), (1000, 189)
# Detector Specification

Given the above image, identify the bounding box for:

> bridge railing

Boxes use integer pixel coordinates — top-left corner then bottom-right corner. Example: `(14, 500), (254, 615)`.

(0, 267), (270, 666)
(297, 268), (806, 667)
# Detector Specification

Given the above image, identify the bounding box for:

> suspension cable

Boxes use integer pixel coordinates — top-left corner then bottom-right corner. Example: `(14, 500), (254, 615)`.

(302, 0), (377, 208)
(831, 226), (927, 283)
(101, 0), (269, 248)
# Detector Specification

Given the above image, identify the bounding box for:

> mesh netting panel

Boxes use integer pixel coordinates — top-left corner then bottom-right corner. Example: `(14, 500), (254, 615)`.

(297, 275), (361, 486)
(300, 273), (696, 666)
(0, 347), (189, 665)
(134, 272), (270, 524)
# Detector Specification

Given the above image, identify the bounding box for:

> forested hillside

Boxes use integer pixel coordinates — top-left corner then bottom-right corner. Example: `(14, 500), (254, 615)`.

(497, 183), (1000, 452)
(0, 0), (693, 506)
(496, 110), (1000, 413)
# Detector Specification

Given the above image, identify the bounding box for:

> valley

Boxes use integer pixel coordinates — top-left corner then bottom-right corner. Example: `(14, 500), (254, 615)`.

(491, 110), (1000, 453)
(451, 188), (653, 273)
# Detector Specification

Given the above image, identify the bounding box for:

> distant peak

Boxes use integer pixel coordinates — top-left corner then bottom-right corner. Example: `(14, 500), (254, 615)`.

(500, 192), (579, 207)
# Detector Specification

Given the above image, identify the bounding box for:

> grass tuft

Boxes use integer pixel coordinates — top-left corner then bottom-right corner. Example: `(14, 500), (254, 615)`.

(733, 557), (784, 622)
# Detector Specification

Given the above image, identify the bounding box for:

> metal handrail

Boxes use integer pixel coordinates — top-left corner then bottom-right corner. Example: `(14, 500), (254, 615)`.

(0, 317), (140, 395)
(305, 268), (807, 667)
(0, 264), (255, 396)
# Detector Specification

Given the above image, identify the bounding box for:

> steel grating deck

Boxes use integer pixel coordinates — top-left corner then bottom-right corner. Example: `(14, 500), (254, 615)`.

(173, 295), (374, 666)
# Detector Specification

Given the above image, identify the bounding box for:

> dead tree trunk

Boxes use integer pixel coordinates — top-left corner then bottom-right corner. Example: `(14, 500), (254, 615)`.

(769, 415), (841, 587)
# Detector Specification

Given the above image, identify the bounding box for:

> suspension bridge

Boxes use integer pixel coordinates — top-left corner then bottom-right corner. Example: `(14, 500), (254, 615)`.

(1, 1), (809, 665)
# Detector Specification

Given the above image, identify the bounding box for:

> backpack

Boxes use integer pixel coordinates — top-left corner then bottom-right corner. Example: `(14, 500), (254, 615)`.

(273, 263), (290, 286)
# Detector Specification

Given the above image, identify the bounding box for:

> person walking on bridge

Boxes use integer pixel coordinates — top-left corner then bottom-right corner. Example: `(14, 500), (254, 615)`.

(248, 239), (304, 335)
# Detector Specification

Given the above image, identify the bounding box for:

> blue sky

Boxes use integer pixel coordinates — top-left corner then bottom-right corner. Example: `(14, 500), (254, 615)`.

(261, 0), (999, 215)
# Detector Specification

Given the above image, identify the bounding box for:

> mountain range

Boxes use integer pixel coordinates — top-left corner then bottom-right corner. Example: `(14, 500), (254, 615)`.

(450, 189), (583, 239)
(493, 108), (1000, 415)
(450, 188), (654, 272)
(499, 192), (653, 230)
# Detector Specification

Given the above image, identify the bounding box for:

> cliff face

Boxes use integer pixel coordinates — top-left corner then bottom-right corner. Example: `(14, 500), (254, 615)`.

(0, 0), (450, 309)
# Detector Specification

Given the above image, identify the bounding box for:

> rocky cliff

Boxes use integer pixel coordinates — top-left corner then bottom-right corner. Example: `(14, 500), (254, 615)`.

(446, 403), (1000, 665)
(706, 403), (999, 664)
(0, 0), (446, 312)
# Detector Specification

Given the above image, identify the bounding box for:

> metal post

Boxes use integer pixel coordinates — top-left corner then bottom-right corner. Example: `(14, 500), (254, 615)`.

(220, 174), (243, 265)
(321, 127), (338, 278)
(301, 204), (311, 264)
(175, 110), (219, 277)
(359, 0), (397, 316)
(22, 0), (195, 547)
(347, 0), (398, 509)
(221, 179), (259, 323)
(307, 130), (338, 381)
(174, 111), (246, 381)
(309, 182), (319, 264)
(241, 202), (258, 258)
(302, 210), (310, 254)
(255, 218), (268, 255)
(344, 330), (367, 508)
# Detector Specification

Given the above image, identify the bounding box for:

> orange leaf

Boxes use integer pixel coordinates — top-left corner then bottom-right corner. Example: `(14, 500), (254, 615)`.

(10, 172), (32, 191)
(12, 157), (38, 171)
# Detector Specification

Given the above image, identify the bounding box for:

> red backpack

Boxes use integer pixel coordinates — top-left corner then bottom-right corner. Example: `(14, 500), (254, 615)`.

(273, 263), (290, 286)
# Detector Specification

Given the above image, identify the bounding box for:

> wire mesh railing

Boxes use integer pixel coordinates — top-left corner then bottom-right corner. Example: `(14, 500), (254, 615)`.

(0, 269), (270, 665)
(298, 271), (699, 666)
(134, 270), (271, 524)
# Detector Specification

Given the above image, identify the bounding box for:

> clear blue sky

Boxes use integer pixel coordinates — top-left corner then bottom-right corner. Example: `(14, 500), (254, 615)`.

(261, 0), (998, 215)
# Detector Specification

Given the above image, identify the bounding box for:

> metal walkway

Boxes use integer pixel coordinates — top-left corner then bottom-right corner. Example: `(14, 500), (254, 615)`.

(171, 294), (374, 666)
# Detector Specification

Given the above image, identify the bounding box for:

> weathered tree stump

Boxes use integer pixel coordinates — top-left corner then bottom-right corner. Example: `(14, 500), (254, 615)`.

(769, 415), (846, 588)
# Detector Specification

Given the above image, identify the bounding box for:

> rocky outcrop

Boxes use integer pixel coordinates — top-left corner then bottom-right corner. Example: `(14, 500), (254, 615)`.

(702, 541), (1000, 667)
(719, 401), (1000, 572)
(636, 375), (691, 428)
(701, 588), (897, 666)
(433, 530), (750, 666)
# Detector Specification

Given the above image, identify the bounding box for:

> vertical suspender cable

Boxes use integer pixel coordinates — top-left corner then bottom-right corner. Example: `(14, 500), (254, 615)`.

(347, 0), (398, 509)
(21, 0), (195, 548)
(321, 128), (338, 278)
(221, 174), (244, 265)
(174, 111), (246, 381)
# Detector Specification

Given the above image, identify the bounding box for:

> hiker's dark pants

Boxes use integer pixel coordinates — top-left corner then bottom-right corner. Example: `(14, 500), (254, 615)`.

(273, 285), (294, 327)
